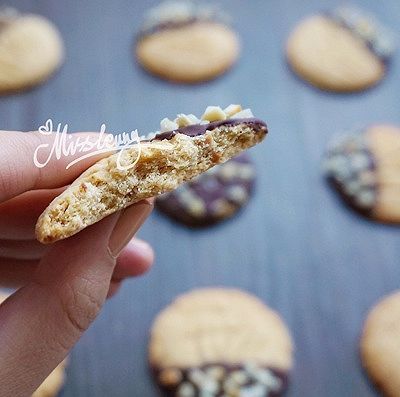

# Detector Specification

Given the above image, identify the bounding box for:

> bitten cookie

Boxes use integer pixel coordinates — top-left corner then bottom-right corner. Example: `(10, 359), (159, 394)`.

(36, 105), (267, 243)
(323, 125), (400, 223)
(156, 153), (255, 227)
(149, 288), (294, 397)
(0, 292), (67, 397)
(286, 6), (396, 92)
(136, 1), (240, 83)
(361, 291), (400, 397)
(0, 8), (64, 94)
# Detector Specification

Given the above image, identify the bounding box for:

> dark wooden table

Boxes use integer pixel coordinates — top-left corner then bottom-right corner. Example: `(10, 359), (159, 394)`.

(1, 0), (400, 396)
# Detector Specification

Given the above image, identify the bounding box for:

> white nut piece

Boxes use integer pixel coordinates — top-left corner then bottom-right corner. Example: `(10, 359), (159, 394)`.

(201, 106), (227, 122)
(230, 108), (254, 119)
(160, 117), (179, 133)
(224, 104), (242, 117)
(175, 113), (201, 127)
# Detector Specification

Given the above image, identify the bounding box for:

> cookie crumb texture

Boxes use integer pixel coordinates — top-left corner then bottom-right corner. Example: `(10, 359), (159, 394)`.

(36, 105), (267, 243)
(0, 10), (64, 94)
(361, 291), (400, 397)
(324, 125), (400, 223)
(149, 288), (293, 396)
(136, 1), (239, 83)
(287, 14), (386, 92)
(156, 154), (255, 227)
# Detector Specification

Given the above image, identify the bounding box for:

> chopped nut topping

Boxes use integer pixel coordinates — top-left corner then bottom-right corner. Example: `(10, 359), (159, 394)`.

(140, 1), (230, 37)
(160, 117), (179, 133)
(224, 104), (242, 117)
(202, 106), (227, 122)
(157, 105), (254, 134)
(175, 113), (201, 127)
(230, 109), (254, 119)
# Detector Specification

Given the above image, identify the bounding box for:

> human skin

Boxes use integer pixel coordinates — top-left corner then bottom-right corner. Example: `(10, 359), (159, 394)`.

(0, 130), (154, 396)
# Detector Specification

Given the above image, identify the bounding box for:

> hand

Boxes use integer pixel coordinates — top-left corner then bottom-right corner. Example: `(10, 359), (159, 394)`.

(0, 130), (154, 396)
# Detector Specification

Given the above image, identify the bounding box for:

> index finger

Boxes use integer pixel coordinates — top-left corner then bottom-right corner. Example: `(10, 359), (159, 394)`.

(0, 130), (115, 204)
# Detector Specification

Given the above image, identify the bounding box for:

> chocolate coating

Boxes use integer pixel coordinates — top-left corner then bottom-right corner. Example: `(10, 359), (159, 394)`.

(138, 17), (200, 38)
(153, 363), (289, 397)
(324, 132), (377, 218)
(152, 118), (268, 142)
(156, 154), (255, 227)
(326, 7), (396, 62)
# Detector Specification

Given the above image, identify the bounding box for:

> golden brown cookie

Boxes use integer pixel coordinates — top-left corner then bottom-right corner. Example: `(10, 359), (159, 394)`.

(136, 1), (240, 83)
(36, 105), (267, 243)
(0, 8), (64, 94)
(361, 291), (400, 397)
(323, 125), (400, 223)
(286, 7), (396, 92)
(0, 292), (67, 397)
(32, 361), (67, 397)
(149, 288), (294, 396)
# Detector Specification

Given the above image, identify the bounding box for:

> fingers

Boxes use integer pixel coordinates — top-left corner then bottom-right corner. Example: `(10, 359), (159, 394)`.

(0, 131), (114, 204)
(112, 238), (154, 280)
(0, 201), (153, 395)
(107, 281), (121, 298)
(108, 199), (154, 257)
(107, 238), (155, 298)
(0, 188), (65, 240)
(0, 259), (37, 288)
(0, 238), (155, 288)
(0, 239), (49, 260)
(0, 213), (121, 396)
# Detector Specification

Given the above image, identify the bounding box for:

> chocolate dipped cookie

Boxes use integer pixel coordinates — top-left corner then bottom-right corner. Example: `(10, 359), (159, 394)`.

(36, 105), (267, 243)
(323, 125), (400, 223)
(149, 288), (293, 397)
(287, 6), (396, 92)
(135, 1), (240, 83)
(156, 153), (256, 227)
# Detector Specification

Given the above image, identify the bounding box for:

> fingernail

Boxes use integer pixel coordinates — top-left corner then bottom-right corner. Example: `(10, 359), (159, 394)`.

(127, 238), (154, 263)
(108, 200), (153, 257)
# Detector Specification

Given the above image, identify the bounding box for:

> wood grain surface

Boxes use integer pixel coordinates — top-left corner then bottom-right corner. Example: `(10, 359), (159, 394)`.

(1, 0), (399, 396)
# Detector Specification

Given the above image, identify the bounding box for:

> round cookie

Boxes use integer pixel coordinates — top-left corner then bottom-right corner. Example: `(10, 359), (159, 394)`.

(32, 361), (67, 397)
(0, 8), (64, 94)
(0, 292), (67, 396)
(156, 153), (255, 227)
(136, 1), (240, 83)
(361, 291), (400, 397)
(323, 125), (400, 224)
(149, 288), (294, 397)
(286, 6), (396, 92)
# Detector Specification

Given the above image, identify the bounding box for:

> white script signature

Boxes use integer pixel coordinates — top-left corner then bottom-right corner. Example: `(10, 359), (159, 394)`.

(33, 119), (142, 171)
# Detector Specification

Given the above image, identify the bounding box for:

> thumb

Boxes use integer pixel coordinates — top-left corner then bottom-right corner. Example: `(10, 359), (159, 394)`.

(0, 200), (151, 396)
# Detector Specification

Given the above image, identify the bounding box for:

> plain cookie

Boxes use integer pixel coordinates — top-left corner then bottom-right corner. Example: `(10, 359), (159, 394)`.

(361, 291), (400, 397)
(149, 288), (294, 397)
(136, 1), (240, 83)
(32, 361), (67, 397)
(36, 105), (267, 243)
(287, 6), (396, 92)
(156, 153), (255, 227)
(323, 124), (400, 223)
(0, 292), (67, 397)
(0, 8), (64, 94)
